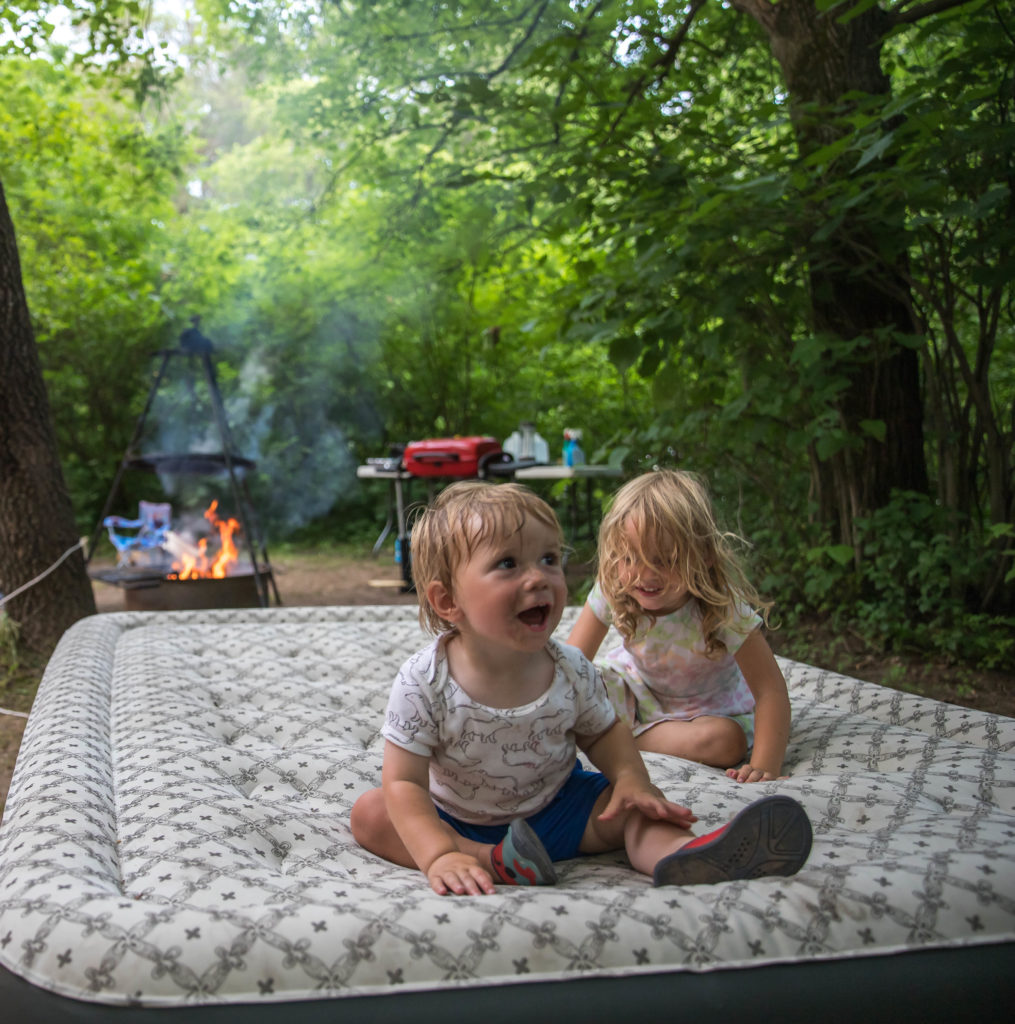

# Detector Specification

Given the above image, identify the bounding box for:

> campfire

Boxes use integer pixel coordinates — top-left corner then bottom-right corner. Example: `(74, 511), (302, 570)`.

(95, 498), (274, 611)
(166, 501), (241, 581)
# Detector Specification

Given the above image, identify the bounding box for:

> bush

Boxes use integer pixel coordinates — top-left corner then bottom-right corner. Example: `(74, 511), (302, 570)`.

(755, 491), (1014, 669)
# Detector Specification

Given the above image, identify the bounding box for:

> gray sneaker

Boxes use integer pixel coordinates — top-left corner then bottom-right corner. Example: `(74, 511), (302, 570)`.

(653, 795), (812, 887)
(491, 818), (558, 885)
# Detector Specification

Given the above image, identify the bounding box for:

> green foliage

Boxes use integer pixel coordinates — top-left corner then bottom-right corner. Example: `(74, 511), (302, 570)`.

(0, 611), (20, 689)
(130, 16), (652, 538)
(757, 491), (1014, 669)
(4, 0), (1011, 674)
(0, 54), (186, 526)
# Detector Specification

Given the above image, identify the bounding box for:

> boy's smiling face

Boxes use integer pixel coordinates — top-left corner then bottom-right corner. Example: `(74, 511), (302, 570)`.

(439, 514), (567, 654)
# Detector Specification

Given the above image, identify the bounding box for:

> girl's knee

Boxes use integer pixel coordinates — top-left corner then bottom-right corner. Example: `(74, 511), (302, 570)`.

(637, 717), (746, 766)
(703, 730), (747, 768)
(709, 723), (748, 766)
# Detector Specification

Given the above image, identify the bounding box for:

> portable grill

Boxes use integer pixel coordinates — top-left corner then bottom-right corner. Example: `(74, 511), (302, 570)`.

(402, 436), (505, 478)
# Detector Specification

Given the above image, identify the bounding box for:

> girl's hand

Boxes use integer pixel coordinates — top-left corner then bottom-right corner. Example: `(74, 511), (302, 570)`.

(726, 763), (785, 784)
(426, 851), (497, 896)
(598, 772), (698, 829)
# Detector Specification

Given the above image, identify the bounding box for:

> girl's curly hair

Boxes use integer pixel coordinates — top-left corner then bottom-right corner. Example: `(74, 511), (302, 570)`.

(410, 480), (563, 635)
(597, 469), (770, 656)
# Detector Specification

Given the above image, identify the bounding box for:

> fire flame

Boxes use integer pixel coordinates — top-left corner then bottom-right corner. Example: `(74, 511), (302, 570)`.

(170, 501), (241, 580)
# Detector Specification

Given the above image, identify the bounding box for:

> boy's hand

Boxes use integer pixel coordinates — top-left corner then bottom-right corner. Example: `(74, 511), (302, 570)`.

(426, 851), (497, 896)
(597, 771), (697, 829)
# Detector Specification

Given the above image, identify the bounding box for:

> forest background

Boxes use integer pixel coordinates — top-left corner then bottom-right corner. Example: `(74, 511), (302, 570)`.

(1, 0), (1013, 709)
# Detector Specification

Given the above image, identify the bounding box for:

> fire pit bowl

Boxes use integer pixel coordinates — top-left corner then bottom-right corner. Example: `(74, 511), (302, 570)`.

(123, 572), (265, 612)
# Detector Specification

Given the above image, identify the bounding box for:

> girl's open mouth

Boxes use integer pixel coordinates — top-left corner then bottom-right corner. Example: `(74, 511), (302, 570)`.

(518, 604), (550, 629)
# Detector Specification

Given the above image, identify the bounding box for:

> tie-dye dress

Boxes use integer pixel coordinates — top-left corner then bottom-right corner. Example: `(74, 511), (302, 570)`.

(586, 581), (760, 746)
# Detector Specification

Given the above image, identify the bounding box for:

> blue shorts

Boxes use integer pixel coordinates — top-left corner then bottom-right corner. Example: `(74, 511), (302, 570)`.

(435, 762), (610, 862)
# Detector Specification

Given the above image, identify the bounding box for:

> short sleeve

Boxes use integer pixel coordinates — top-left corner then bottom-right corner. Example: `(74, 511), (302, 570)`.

(718, 601), (763, 655)
(381, 654), (440, 757)
(554, 640), (617, 741)
(586, 580), (613, 625)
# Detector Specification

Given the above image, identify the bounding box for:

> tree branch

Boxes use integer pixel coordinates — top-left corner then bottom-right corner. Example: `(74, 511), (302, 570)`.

(488, 0), (554, 79)
(886, 0), (980, 27)
(727, 0), (777, 31)
(606, 0), (708, 135)
(732, 0), (978, 31)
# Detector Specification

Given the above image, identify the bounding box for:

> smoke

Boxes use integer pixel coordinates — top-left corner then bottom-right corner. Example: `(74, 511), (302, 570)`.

(136, 343), (358, 538)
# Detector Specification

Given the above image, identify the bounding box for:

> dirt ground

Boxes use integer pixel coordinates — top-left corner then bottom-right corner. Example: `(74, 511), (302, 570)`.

(2, 549), (1013, 814)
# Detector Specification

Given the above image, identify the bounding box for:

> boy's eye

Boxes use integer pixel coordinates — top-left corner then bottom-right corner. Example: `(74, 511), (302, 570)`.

(495, 556), (517, 570)
(542, 552), (560, 567)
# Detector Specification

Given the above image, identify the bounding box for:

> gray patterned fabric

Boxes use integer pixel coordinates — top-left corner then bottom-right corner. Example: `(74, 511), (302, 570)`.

(1, 606), (1013, 1009)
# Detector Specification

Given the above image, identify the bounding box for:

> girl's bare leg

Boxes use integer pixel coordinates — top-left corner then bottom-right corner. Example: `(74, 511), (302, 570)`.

(636, 716), (747, 768)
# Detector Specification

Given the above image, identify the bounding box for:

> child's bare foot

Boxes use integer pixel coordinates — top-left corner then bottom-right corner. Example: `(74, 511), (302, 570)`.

(652, 795), (812, 886)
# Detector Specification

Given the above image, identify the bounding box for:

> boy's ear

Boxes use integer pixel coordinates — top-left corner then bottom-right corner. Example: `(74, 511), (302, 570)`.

(426, 580), (461, 623)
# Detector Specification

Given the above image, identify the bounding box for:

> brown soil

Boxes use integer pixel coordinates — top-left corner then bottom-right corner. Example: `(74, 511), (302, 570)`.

(2, 549), (1013, 815)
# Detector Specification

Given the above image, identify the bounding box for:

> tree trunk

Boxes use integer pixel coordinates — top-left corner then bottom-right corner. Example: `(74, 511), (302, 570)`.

(0, 179), (96, 650)
(732, 0), (929, 543)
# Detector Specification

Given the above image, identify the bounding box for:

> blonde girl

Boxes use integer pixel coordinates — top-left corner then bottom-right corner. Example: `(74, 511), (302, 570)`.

(567, 469), (791, 783)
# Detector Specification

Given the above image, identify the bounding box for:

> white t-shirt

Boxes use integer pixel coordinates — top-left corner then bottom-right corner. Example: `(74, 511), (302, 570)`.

(382, 634), (617, 825)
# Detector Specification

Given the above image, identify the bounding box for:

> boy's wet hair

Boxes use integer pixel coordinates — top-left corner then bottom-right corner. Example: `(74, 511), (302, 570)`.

(597, 469), (769, 655)
(411, 481), (563, 635)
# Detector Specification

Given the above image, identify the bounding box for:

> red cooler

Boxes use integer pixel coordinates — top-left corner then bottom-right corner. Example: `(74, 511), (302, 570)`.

(403, 436), (503, 477)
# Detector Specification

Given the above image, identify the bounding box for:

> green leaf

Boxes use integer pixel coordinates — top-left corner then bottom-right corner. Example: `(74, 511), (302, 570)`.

(859, 419), (886, 442)
(607, 445), (629, 468)
(823, 545), (855, 567)
(853, 132), (895, 170)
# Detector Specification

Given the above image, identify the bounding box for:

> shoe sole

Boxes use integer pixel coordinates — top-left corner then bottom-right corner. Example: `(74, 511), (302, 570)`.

(653, 795), (812, 887)
(507, 818), (558, 885)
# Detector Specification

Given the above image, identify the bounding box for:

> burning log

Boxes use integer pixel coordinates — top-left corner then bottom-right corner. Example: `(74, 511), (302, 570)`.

(166, 501), (242, 580)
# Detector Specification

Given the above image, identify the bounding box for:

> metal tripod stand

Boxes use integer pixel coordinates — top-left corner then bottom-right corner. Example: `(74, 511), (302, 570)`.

(85, 324), (281, 608)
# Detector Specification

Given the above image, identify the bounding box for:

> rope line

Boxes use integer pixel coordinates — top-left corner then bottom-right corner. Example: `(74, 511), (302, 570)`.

(0, 539), (85, 611)
(0, 542), (84, 725)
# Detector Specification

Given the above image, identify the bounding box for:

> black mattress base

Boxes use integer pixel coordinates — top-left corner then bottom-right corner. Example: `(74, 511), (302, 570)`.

(2, 943), (1013, 1024)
